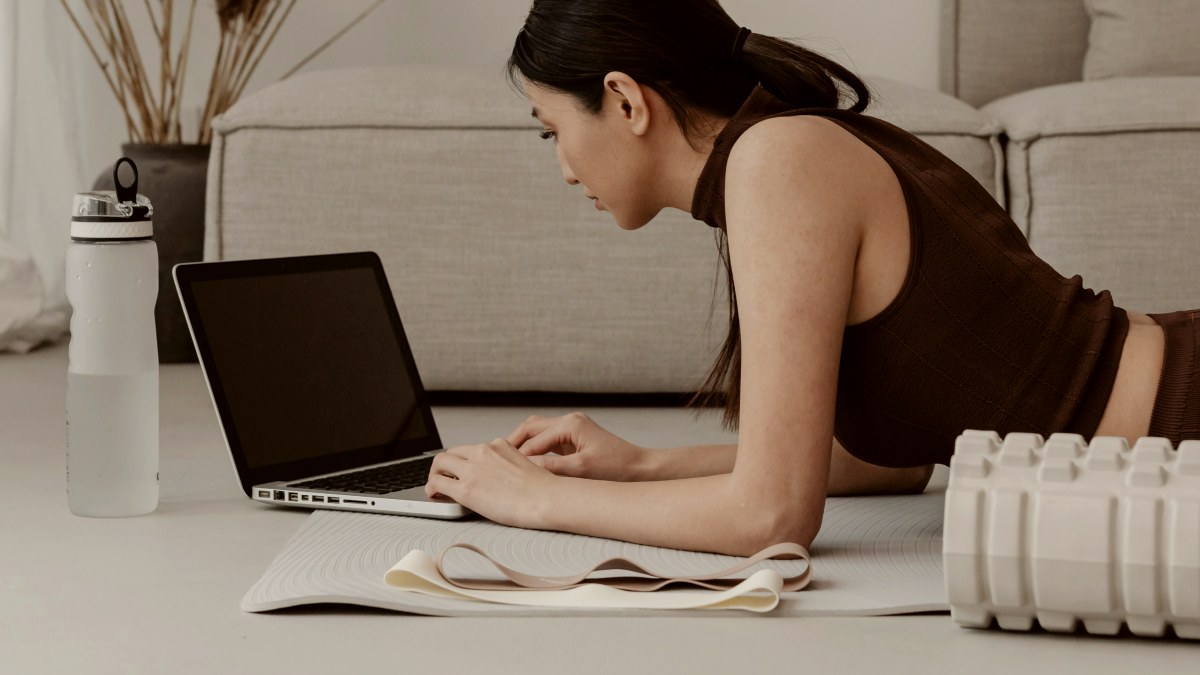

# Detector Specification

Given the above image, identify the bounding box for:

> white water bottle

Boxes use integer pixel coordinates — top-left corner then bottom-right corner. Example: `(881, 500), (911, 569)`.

(66, 157), (159, 517)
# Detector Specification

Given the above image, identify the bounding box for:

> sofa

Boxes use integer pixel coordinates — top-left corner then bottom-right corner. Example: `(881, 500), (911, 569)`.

(204, 0), (1199, 397)
(941, 0), (1200, 314)
(204, 74), (1002, 396)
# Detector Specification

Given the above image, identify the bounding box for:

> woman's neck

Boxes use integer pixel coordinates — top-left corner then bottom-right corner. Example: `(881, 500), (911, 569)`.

(656, 115), (729, 214)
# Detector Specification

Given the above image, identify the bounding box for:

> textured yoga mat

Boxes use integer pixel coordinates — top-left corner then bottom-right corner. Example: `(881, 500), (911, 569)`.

(243, 490), (948, 617)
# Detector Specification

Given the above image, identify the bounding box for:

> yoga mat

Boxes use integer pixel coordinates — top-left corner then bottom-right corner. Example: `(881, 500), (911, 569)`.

(243, 490), (948, 617)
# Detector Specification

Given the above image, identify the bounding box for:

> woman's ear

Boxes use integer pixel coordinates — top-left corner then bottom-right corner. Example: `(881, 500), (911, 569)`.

(602, 71), (650, 136)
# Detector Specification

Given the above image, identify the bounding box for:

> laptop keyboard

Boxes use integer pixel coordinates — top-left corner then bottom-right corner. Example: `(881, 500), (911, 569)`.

(289, 456), (436, 495)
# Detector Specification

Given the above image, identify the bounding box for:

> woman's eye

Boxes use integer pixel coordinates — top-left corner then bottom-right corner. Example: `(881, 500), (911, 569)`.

(539, 130), (557, 141)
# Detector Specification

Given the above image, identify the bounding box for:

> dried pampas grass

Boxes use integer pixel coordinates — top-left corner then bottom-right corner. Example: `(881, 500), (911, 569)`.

(60, 0), (386, 144)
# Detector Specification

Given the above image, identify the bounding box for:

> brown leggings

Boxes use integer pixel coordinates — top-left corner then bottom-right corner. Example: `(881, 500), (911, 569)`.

(1147, 309), (1200, 445)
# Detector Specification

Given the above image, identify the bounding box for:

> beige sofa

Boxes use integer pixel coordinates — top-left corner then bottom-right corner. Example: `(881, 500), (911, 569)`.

(941, 0), (1200, 314)
(204, 67), (1001, 395)
(206, 0), (1198, 396)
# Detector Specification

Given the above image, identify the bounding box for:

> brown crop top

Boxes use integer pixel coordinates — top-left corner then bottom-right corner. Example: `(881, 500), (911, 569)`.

(691, 85), (1130, 467)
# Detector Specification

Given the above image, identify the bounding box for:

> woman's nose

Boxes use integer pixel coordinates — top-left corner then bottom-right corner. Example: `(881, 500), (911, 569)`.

(557, 146), (579, 185)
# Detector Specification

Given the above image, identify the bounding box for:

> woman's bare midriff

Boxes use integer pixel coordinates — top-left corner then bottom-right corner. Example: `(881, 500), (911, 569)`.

(1092, 311), (1165, 443)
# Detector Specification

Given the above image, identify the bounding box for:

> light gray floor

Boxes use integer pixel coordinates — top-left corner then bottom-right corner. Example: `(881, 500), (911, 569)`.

(2, 342), (1196, 674)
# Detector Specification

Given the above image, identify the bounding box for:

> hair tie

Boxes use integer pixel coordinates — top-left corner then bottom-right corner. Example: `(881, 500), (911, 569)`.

(731, 27), (751, 61)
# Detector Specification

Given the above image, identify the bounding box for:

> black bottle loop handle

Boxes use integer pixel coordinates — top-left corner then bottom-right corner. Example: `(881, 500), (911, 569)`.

(113, 157), (138, 205)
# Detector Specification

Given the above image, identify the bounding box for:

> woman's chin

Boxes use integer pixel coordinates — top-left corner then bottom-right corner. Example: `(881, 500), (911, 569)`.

(613, 210), (657, 231)
(599, 202), (655, 231)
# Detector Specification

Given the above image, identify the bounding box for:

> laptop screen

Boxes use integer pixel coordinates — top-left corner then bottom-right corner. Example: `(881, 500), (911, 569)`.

(175, 252), (442, 494)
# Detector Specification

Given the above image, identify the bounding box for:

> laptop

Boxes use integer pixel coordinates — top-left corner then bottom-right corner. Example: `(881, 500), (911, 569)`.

(173, 251), (470, 519)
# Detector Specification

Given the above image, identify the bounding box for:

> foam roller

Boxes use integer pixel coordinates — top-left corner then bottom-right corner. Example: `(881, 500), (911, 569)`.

(943, 431), (1200, 639)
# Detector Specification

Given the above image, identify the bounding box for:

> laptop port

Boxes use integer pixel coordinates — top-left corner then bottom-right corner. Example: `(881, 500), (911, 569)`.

(312, 495), (325, 503)
(328, 497), (340, 504)
(287, 492), (298, 502)
(344, 499), (368, 505)
(273, 490), (284, 501)
(301, 494), (309, 501)
(257, 490), (271, 498)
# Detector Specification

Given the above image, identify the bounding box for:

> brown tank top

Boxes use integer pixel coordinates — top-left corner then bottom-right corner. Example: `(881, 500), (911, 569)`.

(691, 85), (1130, 467)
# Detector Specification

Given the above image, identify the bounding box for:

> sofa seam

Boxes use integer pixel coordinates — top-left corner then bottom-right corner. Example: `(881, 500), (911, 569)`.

(952, 0), (961, 98)
(1002, 126), (1200, 144)
(1021, 139), (1034, 244)
(903, 130), (1003, 139)
(989, 133), (1005, 210)
(215, 124), (541, 135)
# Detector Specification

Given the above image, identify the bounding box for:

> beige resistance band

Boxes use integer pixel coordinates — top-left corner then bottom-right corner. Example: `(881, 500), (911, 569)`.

(432, 541), (812, 592)
(383, 542), (811, 612)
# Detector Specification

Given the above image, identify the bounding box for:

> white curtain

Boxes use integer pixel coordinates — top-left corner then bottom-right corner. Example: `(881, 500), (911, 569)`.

(0, 0), (106, 353)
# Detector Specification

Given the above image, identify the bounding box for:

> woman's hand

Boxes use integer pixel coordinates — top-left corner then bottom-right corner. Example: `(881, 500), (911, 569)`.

(424, 437), (557, 529)
(505, 412), (651, 482)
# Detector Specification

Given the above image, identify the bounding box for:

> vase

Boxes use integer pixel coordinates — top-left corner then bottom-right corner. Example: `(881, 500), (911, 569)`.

(93, 143), (210, 363)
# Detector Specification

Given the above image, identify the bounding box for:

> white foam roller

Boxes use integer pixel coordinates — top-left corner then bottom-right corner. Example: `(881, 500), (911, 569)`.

(944, 431), (1200, 640)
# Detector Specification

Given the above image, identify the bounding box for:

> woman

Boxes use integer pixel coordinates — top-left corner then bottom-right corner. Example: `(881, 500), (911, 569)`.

(424, 0), (1198, 557)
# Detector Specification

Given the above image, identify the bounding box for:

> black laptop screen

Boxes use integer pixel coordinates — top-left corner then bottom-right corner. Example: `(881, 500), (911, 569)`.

(183, 257), (438, 484)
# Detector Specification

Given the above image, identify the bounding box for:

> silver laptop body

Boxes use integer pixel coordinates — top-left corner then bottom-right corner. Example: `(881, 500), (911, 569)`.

(173, 251), (469, 519)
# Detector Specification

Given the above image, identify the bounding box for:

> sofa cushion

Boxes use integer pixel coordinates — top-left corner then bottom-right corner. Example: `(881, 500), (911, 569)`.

(984, 77), (1200, 140)
(1084, 0), (1200, 80)
(939, 0), (1091, 107)
(210, 66), (534, 130)
(206, 66), (1005, 393)
(983, 78), (1200, 313)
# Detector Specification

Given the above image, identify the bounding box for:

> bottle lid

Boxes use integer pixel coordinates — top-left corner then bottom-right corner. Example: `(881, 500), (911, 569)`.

(71, 157), (154, 241)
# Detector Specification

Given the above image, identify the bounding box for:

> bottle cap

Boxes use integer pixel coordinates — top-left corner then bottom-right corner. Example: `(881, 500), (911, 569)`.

(71, 157), (154, 241)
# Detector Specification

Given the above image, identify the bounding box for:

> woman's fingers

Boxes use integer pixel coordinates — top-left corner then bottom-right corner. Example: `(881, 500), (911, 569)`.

(428, 438), (539, 497)
(527, 451), (585, 478)
(425, 452), (469, 498)
(517, 430), (573, 458)
(424, 471), (461, 500)
(430, 451), (469, 479)
(506, 414), (550, 448)
(508, 415), (576, 457)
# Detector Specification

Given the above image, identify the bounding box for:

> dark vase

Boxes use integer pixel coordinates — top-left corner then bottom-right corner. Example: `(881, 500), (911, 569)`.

(93, 143), (210, 363)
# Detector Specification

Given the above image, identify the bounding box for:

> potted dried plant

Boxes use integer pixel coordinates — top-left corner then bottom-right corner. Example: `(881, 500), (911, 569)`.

(61, 0), (384, 362)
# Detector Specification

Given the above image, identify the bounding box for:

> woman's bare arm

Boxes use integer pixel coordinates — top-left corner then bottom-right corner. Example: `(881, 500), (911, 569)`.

(641, 443), (737, 479)
(534, 472), (783, 556)
(643, 442), (933, 495)
(525, 441), (931, 555)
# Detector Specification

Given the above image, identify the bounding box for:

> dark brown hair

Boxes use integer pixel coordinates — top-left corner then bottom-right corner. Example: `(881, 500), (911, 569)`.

(508, 0), (871, 431)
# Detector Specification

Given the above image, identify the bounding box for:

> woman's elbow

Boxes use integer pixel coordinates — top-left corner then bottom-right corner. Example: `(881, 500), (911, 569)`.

(738, 499), (822, 556)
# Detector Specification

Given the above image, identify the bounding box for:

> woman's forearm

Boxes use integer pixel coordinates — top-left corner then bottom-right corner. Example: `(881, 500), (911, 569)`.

(641, 441), (933, 495)
(641, 443), (738, 480)
(536, 471), (820, 556)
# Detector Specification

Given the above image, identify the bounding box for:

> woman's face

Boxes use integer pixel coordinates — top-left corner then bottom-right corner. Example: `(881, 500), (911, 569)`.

(523, 78), (661, 230)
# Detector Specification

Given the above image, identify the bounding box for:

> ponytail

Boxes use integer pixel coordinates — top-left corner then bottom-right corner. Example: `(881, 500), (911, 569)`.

(739, 31), (871, 113)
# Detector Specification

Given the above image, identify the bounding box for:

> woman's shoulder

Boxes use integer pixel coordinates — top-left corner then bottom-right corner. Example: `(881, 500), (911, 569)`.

(729, 112), (878, 166)
(723, 113), (893, 210)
